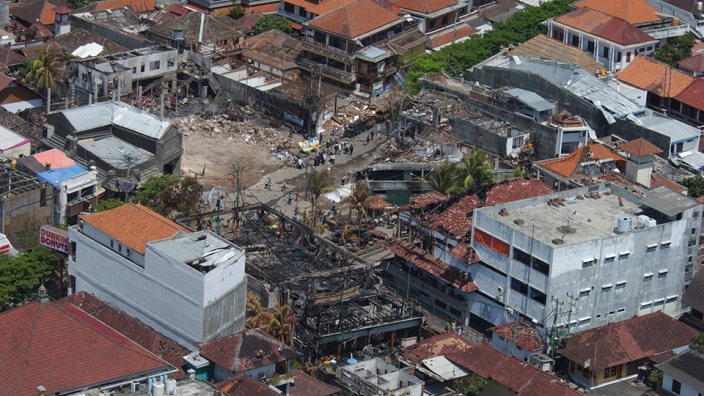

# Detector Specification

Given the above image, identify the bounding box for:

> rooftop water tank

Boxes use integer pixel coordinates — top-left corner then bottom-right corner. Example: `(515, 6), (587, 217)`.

(347, 353), (357, 365)
(617, 216), (632, 233)
(165, 378), (176, 395)
(153, 381), (165, 396)
(637, 215), (649, 228)
(644, 218), (657, 228)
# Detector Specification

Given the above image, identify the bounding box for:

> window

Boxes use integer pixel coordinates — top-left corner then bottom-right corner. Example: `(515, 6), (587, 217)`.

(110, 240), (114, 248)
(571, 35), (579, 47)
(626, 51), (632, 62)
(150, 61), (160, 71)
(602, 46), (609, 58)
(511, 278), (528, 295)
(646, 243), (657, 253)
(140, 64), (145, 73)
(167, 58), (175, 68)
(530, 288), (547, 305)
(692, 228), (698, 235)
(579, 288), (591, 298)
(658, 269), (668, 279)
(132, 66), (137, 73)
(284, 2), (294, 12)
(617, 307), (625, 313)
(644, 273), (654, 282)
(647, 46), (653, 51)
(604, 366), (618, 379)
(118, 244), (122, 253)
(82, 73), (87, 82)
(604, 254), (616, 263)
(672, 379), (681, 394)
(513, 248), (531, 265)
(601, 284), (613, 293)
(619, 251), (630, 259)
(586, 40), (594, 53)
(617, 52), (622, 62)
(616, 281), (627, 290)
(661, 241), (671, 249)
(435, 299), (447, 309)
(582, 257), (596, 267)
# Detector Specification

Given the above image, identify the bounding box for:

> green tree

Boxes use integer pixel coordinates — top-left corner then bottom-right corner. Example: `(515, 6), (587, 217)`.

(135, 175), (203, 217)
(458, 150), (495, 191)
(429, 160), (463, 196)
(23, 46), (64, 95)
(228, 3), (244, 20)
(654, 33), (696, 67)
(682, 175), (704, 198)
(0, 246), (59, 311)
(308, 170), (333, 215)
(344, 181), (371, 221)
(647, 368), (664, 386)
(692, 332), (704, 354)
(453, 373), (487, 395)
(136, 174), (180, 215)
(95, 198), (125, 212)
(253, 15), (292, 34)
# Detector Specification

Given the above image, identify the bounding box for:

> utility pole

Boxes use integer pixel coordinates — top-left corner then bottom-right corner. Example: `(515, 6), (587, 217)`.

(549, 297), (564, 358)
(564, 293), (578, 348)
(231, 166), (244, 207)
(510, 308), (519, 356)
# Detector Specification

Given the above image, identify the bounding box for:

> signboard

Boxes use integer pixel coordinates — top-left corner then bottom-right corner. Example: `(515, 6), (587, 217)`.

(39, 225), (69, 254)
(284, 112), (304, 126)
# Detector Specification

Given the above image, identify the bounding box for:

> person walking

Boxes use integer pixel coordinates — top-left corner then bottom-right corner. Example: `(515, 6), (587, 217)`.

(366, 134), (371, 145)
(287, 192), (293, 204)
(295, 191), (299, 201)
(265, 178), (271, 189)
(294, 202), (299, 216)
(281, 180), (287, 191)
(341, 174), (347, 186)
(349, 144), (354, 156)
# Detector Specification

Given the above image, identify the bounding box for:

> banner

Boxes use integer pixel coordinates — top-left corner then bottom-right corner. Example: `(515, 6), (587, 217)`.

(39, 225), (69, 254)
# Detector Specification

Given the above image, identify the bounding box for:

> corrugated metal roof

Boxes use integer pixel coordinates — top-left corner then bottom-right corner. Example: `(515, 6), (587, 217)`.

(504, 87), (555, 112)
(0, 125), (30, 151)
(36, 164), (89, 187)
(60, 101), (172, 139)
(421, 356), (470, 380)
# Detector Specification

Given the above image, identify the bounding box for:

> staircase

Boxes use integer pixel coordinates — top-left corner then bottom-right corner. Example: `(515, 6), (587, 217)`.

(207, 74), (221, 95)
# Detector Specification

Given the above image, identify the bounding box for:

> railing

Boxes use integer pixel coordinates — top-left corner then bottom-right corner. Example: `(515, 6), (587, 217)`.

(644, 23), (690, 39)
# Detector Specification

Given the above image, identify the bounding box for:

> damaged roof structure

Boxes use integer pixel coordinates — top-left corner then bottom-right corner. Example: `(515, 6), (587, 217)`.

(176, 203), (423, 357)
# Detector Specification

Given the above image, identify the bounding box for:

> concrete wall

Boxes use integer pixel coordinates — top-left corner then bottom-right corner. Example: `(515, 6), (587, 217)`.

(117, 49), (178, 81)
(490, 333), (533, 361)
(0, 141), (30, 157)
(69, 17), (146, 50)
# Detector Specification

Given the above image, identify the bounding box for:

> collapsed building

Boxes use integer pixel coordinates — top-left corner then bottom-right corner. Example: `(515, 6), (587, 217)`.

(177, 203), (424, 358)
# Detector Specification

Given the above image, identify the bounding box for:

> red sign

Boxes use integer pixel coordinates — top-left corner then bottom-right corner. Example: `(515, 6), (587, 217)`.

(39, 225), (69, 254)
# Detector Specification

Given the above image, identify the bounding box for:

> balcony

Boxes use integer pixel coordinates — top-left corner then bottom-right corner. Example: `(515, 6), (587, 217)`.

(296, 58), (356, 84)
(300, 41), (353, 64)
(644, 23), (689, 39)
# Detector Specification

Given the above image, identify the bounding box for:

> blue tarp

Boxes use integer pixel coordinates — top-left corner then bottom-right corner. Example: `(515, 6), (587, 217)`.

(36, 165), (89, 187)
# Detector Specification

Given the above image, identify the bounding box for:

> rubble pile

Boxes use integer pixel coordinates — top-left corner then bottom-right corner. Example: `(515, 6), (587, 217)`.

(173, 112), (293, 152)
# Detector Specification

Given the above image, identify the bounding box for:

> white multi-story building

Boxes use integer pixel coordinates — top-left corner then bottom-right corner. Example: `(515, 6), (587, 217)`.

(469, 183), (701, 337)
(68, 203), (247, 350)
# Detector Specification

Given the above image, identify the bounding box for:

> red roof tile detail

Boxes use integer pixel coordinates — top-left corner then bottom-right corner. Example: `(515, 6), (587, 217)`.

(617, 55), (695, 98)
(76, 0), (156, 13)
(574, 0), (661, 24)
(518, 372), (582, 396)
(1, 301), (171, 396)
(430, 25), (475, 48)
(392, 0), (456, 14)
(620, 137), (663, 156)
(307, 0), (401, 39)
(289, 369), (341, 396)
(217, 373), (277, 395)
(51, 4), (72, 13)
(404, 332), (474, 363)
(0, 47), (27, 67)
(673, 78), (704, 110)
(678, 53), (704, 73)
(382, 237), (478, 293)
(554, 8), (656, 46)
(446, 343), (507, 378)
(557, 311), (700, 371)
(61, 292), (190, 379)
(405, 190), (450, 209)
(449, 242), (481, 263)
(79, 203), (190, 254)
(650, 173), (686, 193)
(165, 3), (189, 15)
(427, 194), (481, 238)
(536, 144), (625, 179)
(485, 177), (554, 206)
(489, 320), (545, 351)
(365, 195), (391, 210)
(243, 2), (281, 13)
(200, 329), (302, 374)
(492, 357), (541, 392)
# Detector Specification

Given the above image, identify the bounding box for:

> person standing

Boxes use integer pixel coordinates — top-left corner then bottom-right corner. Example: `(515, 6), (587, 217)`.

(295, 191), (299, 201)
(281, 180), (287, 191)
(367, 134), (371, 145)
(341, 174), (347, 186)
(287, 192), (293, 204)
(294, 202), (299, 216)
(349, 144), (354, 156)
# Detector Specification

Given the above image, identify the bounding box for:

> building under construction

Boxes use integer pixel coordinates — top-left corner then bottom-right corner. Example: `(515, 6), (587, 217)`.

(178, 203), (423, 358)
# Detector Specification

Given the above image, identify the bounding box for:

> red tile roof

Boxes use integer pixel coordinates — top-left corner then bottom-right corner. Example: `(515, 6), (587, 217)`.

(307, 0), (401, 39)
(289, 369), (341, 396)
(405, 190), (450, 209)
(574, 0), (661, 24)
(165, 3), (189, 15)
(447, 344), (581, 396)
(235, 12), (263, 28)
(554, 8), (656, 46)
(650, 173), (686, 193)
(11, 0), (62, 26)
(673, 78), (704, 111)
(489, 320), (545, 351)
(536, 144), (625, 179)
(0, 73), (13, 91)
(79, 203), (190, 254)
(678, 53), (704, 72)
(243, 2), (281, 13)
(427, 194), (481, 238)
(448, 242), (482, 264)
(430, 25), (476, 48)
(404, 332), (475, 363)
(382, 237), (479, 293)
(0, 301), (172, 396)
(200, 329), (302, 374)
(217, 373), (277, 395)
(51, 4), (72, 13)
(620, 137), (663, 156)
(557, 311), (700, 371)
(618, 55), (695, 98)
(365, 195), (391, 210)
(74, 0), (156, 13)
(61, 292), (190, 379)
(0, 47), (27, 67)
(485, 177), (554, 206)
(392, 0), (456, 14)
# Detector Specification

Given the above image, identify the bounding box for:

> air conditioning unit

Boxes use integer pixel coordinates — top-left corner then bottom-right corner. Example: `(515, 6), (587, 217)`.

(130, 381), (140, 392)
(507, 307), (515, 316)
(498, 286), (504, 293)
(497, 295), (504, 302)
(259, 372), (268, 380)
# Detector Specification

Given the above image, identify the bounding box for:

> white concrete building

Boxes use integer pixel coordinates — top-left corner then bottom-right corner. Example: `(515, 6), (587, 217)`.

(336, 358), (423, 396)
(68, 204), (247, 350)
(469, 183), (701, 337)
(0, 125), (30, 158)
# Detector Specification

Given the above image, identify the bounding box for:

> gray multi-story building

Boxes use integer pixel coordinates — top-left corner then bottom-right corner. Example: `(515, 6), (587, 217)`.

(68, 203), (247, 350)
(470, 183), (701, 337)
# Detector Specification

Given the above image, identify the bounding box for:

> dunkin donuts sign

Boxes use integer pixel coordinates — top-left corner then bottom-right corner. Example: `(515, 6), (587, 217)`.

(39, 225), (69, 254)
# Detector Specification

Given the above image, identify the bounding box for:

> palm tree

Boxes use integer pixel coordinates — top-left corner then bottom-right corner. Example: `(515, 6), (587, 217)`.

(308, 170), (332, 215)
(23, 46), (63, 95)
(343, 181), (371, 221)
(429, 160), (463, 196)
(338, 225), (360, 248)
(458, 150), (494, 191)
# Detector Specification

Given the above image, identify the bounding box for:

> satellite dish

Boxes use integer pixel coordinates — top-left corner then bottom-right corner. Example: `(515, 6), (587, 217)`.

(556, 207), (580, 237)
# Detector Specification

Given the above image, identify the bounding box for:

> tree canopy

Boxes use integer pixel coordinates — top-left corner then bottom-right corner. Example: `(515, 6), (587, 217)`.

(428, 151), (495, 196)
(405, 0), (575, 94)
(682, 175), (704, 198)
(23, 46), (64, 94)
(654, 34), (696, 67)
(95, 198), (125, 212)
(135, 175), (203, 217)
(0, 246), (60, 311)
(693, 332), (704, 354)
(253, 15), (292, 34)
